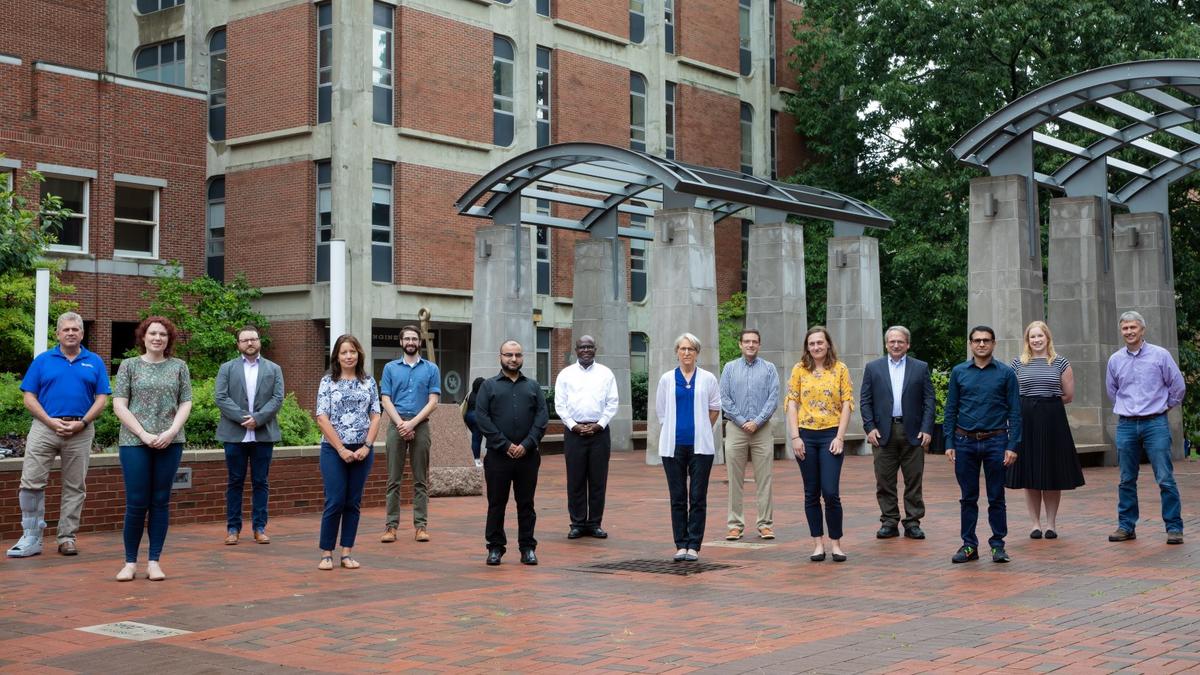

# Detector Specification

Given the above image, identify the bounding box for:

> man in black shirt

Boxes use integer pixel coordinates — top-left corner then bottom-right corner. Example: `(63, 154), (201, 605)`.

(475, 340), (548, 566)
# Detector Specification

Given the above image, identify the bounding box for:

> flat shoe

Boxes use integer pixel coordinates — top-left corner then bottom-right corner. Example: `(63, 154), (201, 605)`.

(673, 549), (687, 562)
(318, 556), (334, 570)
(116, 563), (136, 582)
(1030, 529), (1043, 539)
(340, 555), (360, 569)
(810, 552), (826, 562)
(146, 561), (165, 581)
(1044, 529), (1058, 539)
(832, 553), (847, 563)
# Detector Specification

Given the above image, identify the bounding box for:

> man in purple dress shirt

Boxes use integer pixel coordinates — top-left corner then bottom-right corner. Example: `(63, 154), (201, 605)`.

(1105, 311), (1186, 545)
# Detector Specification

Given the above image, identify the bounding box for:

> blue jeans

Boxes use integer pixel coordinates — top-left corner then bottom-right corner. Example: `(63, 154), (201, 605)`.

(119, 443), (183, 563)
(795, 427), (844, 539)
(953, 433), (1008, 549)
(662, 445), (714, 550)
(465, 410), (482, 460)
(1117, 414), (1182, 533)
(224, 441), (274, 533)
(319, 442), (374, 550)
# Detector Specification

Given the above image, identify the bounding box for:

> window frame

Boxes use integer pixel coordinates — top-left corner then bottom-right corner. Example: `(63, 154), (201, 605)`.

(135, 38), (185, 87)
(208, 28), (227, 141)
(371, 160), (394, 284)
(41, 175), (89, 254)
(630, 0), (646, 44)
(740, 102), (754, 175)
(664, 0), (675, 54)
(206, 176), (225, 281)
(112, 183), (160, 260)
(535, 199), (551, 296)
(630, 72), (647, 152)
(317, 2), (333, 124)
(136, 0), (183, 15)
(536, 0), (551, 17)
(630, 331), (649, 374)
(493, 35), (516, 147)
(371, 2), (394, 125)
(665, 81), (676, 160)
(316, 160), (332, 282)
(536, 327), (552, 388)
(770, 110), (779, 180)
(739, 0), (753, 76)
(535, 46), (552, 148)
(769, 0), (777, 85)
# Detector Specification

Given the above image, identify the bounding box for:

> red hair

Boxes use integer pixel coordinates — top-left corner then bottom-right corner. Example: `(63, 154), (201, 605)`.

(134, 316), (179, 357)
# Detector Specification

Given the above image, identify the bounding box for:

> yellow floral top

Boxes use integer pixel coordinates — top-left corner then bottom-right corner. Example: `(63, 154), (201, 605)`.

(784, 361), (854, 430)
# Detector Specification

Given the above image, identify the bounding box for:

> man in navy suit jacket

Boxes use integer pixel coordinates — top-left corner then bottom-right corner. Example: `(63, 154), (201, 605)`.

(860, 326), (935, 540)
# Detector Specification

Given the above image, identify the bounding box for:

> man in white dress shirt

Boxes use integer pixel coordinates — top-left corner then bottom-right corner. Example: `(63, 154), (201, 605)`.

(554, 335), (619, 540)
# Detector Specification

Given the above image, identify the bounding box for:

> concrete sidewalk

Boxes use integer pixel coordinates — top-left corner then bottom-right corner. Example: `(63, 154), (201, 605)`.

(3, 451), (1200, 673)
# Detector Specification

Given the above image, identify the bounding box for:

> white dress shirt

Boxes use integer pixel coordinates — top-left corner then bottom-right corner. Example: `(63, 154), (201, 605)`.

(889, 355), (906, 418)
(554, 361), (619, 430)
(242, 356), (259, 442)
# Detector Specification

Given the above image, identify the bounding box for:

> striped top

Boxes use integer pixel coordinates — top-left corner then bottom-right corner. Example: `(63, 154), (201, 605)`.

(1010, 355), (1069, 398)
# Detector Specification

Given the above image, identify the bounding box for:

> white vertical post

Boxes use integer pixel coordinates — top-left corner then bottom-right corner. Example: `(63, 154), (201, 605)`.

(329, 239), (346, 345)
(33, 268), (50, 357)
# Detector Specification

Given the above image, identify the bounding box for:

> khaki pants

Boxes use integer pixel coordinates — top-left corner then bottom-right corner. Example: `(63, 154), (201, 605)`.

(385, 420), (430, 529)
(21, 420), (94, 543)
(724, 420), (774, 530)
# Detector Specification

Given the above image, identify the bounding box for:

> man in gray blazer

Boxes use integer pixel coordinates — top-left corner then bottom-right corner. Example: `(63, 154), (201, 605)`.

(215, 325), (285, 545)
(860, 326), (935, 540)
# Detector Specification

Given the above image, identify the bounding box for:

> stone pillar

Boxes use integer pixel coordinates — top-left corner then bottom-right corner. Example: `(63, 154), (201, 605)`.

(1113, 212), (1185, 459)
(470, 225), (533, 384)
(968, 175), (1044, 362)
(572, 237), (633, 452)
(1047, 197), (1118, 456)
(745, 220), (806, 455)
(646, 208), (721, 465)
(826, 235), (882, 454)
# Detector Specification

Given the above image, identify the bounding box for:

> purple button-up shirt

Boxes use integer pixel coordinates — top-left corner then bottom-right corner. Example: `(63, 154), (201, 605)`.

(1105, 341), (1186, 417)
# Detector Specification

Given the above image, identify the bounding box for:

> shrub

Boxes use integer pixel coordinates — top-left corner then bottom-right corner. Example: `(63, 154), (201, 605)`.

(931, 368), (950, 424)
(631, 370), (648, 421)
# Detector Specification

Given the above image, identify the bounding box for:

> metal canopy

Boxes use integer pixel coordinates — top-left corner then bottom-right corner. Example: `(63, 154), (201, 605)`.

(455, 142), (893, 239)
(950, 59), (1200, 210)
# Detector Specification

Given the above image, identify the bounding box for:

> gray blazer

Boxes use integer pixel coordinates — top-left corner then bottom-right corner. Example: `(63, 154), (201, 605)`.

(214, 356), (285, 443)
(860, 355), (935, 447)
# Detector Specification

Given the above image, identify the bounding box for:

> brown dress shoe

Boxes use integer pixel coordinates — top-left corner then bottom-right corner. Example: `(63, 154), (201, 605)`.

(57, 540), (78, 556)
(253, 530), (271, 544)
(224, 531), (239, 545)
(415, 527), (430, 542)
(380, 527), (397, 543)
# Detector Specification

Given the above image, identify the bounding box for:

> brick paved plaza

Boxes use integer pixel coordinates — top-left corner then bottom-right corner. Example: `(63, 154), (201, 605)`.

(3, 451), (1200, 674)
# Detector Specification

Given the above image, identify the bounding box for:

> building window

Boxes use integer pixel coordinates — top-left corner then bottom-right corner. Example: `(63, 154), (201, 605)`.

(536, 328), (551, 386)
(110, 321), (139, 373)
(770, 110), (778, 179)
(536, 47), (551, 147)
(665, 81), (676, 160)
(630, 201), (648, 302)
(316, 161), (331, 282)
(536, 0), (551, 16)
(769, 0), (777, 85)
(371, 160), (393, 283)
(493, 35), (515, 147)
(114, 185), (158, 258)
(317, 2), (333, 124)
(135, 38), (185, 86)
(41, 177), (88, 252)
(630, 1), (645, 44)
(535, 199), (551, 295)
(206, 177), (225, 281)
(740, 102), (754, 174)
(372, 2), (394, 125)
(741, 220), (750, 291)
(664, 0), (675, 54)
(630, 332), (648, 374)
(739, 0), (752, 76)
(208, 29), (226, 141)
(137, 0), (183, 13)
(630, 72), (647, 152)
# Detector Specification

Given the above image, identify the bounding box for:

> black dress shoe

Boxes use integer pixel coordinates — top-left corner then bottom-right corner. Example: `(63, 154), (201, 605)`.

(1044, 529), (1058, 540)
(809, 552), (826, 562)
(520, 549), (538, 565)
(486, 549), (503, 566)
(1029, 529), (1043, 539)
(876, 525), (900, 539)
(590, 527), (608, 539)
(903, 526), (926, 540)
(567, 527), (584, 539)
(832, 553), (847, 563)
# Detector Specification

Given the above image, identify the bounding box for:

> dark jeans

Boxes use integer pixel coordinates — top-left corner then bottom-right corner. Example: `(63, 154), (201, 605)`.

(1117, 414), (1182, 533)
(319, 442), (374, 551)
(564, 426), (611, 529)
(224, 441), (273, 533)
(874, 421), (925, 527)
(953, 433), (1008, 549)
(119, 443), (183, 563)
(484, 447), (540, 553)
(464, 411), (482, 460)
(662, 445), (714, 550)
(795, 427), (844, 539)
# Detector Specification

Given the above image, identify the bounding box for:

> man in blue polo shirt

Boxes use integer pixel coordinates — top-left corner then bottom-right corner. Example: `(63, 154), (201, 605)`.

(7, 312), (110, 558)
(379, 325), (441, 543)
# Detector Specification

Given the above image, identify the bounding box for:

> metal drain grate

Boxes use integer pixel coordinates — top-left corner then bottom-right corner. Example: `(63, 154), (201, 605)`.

(579, 558), (738, 576)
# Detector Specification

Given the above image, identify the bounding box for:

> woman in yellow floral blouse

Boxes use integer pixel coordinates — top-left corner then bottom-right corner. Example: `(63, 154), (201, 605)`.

(785, 326), (854, 562)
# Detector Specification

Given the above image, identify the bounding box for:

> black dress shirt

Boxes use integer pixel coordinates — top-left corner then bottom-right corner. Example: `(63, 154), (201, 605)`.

(475, 371), (549, 454)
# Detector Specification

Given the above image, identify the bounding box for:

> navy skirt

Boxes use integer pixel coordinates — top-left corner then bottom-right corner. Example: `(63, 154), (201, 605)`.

(1005, 396), (1085, 490)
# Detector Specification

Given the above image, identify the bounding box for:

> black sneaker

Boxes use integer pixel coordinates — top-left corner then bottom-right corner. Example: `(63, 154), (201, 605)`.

(951, 545), (978, 564)
(991, 547), (1010, 563)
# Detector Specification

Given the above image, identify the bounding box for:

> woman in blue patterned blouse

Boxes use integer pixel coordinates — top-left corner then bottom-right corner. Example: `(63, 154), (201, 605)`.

(315, 334), (381, 570)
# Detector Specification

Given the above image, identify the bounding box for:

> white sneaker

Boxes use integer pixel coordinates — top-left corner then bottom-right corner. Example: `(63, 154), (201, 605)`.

(474, 458), (483, 468)
(6, 533), (43, 558)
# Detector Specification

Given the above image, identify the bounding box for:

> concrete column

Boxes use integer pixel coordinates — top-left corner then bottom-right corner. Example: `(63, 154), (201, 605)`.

(968, 175), (1044, 362)
(470, 225), (533, 384)
(572, 237), (633, 452)
(646, 208), (721, 465)
(1047, 197), (1118, 455)
(745, 221), (806, 453)
(1113, 212), (1185, 459)
(826, 235), (882, 454)
(330, 1), (376, 362)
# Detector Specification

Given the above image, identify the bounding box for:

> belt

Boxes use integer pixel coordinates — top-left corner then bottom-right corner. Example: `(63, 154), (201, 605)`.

(1119, 412), (1164, 422)
(890, 416), (904, 424)
(56, 416), (84, 421)
(954, 427), (1005, 440)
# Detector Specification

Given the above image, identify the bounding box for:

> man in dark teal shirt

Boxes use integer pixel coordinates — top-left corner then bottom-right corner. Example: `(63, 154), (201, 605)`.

(943, 325), (1020, 565)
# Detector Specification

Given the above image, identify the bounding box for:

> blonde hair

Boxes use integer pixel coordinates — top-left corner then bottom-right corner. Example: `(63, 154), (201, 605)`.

(1020, 320), (1057, 365)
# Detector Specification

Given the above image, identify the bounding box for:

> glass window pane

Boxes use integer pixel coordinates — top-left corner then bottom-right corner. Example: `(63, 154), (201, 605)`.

(372, 229), (390, 243)
(115, 222), (154, 253)
(208, 202), (225, 230)
(372, 161), (392, 184)
(316, 244), (329, 282)
(630, 12), (644, 44)
(318, 2), (332, 25)
(209, 29), (226, 52)
(318, 186), (332, 212)
(210, 54), (226, 91)
(372, 30), (392, 73)
(207, 255), (225, 281)
(135, 47), (157, 70)
(319, 30), (333, 71)
(56, 217), (84, 248)
(43, 178), (84, 212)
(494, 112), (514, 146)
(372, 244), (392, 282)
(493, 35), (513, 61)
(373, 86), (392, 124)
(208, 177), (225, 200)
(115, 187), (155, 221)
(373, 2), (393, 28)
(318, 86), (332, 123)
(371, 202), (390, 228)
(209, 107), (226, 141)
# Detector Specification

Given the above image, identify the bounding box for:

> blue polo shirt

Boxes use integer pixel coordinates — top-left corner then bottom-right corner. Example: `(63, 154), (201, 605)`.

(20, 345), (111, 417)
(380, 357), (441, 417)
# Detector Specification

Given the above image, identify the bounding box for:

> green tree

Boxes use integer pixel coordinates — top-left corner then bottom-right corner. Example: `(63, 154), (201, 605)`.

(140, 270), (270, 379)
(717, 292), (747, 367)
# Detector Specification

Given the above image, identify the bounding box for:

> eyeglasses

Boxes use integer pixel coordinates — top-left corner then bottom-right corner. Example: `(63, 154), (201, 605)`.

(970, 338), (993, 345)
(677, 346), (698, 353)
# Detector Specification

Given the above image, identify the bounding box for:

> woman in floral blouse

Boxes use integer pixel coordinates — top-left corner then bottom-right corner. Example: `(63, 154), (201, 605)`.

(785, 326), (854, 563)
(111, 316), (193, 582)
(315, 334), (381, 570)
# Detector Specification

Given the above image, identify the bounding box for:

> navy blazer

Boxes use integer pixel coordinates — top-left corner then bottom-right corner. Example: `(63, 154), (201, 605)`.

(859, 355), (935, 447)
